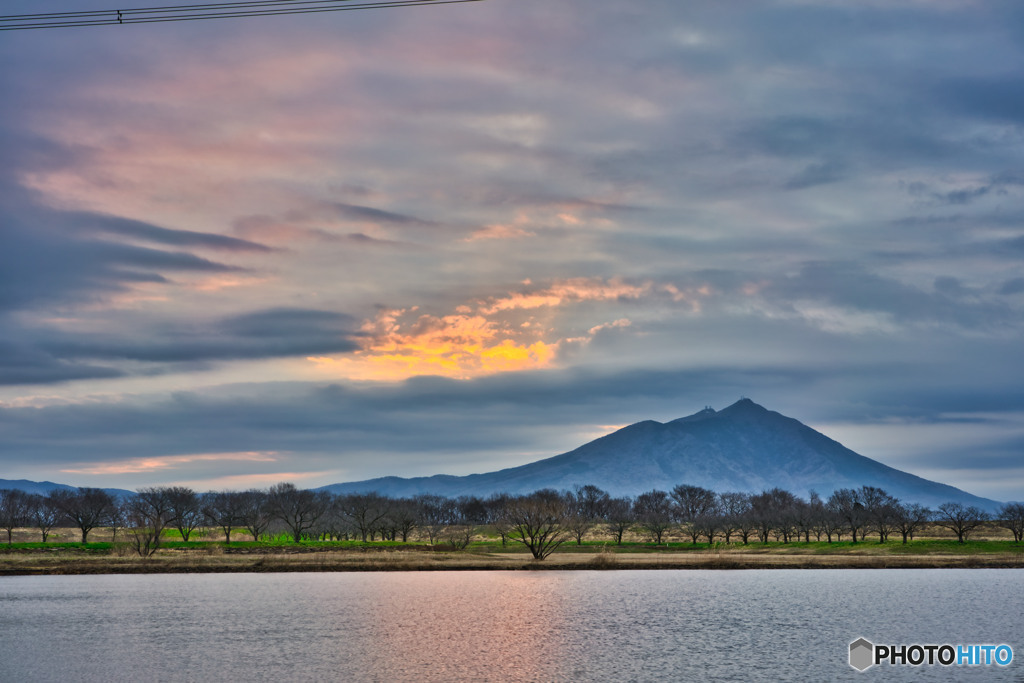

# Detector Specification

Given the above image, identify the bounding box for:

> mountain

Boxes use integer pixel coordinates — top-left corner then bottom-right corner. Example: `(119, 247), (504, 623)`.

(0, 479), (134, 499)
(320, 399), (1002, 511)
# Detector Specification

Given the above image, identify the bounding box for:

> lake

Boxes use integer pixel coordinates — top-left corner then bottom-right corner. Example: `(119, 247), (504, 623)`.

(1, 569), (1021, 681)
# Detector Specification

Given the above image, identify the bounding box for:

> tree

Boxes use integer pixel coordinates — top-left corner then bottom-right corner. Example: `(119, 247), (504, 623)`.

(995, 502), (1024, 542)
(124, 487), (175, 556)
(935, 502), (989, 543)
(602, 496), (634, 545)
(415, 494), (452, 545)
(30, 493), (63, 542)
(385, 498), (419, 543)
(854, 486), (899, 543)
(565, 486), (609, 545)
(123, 488), (177, 556)
(50, 488), (117, 543)
(165, 486), (203, 542)
(503, 490), (569, 560)
(237, 489), (273, 542)
(0, 489), (31, 544)
(202, 490), (246, 543)
(633, 490), (674, 545)
(894, 503), (930, 544)
(717, 492), (751, 544)
(670, 484), (718, 544)
(336, 492), (391, 543)
(484, 493), (514, 547)
(267, 483), (332, 543)
(750, 488), (798, 543)
(828, 488), (866, 543)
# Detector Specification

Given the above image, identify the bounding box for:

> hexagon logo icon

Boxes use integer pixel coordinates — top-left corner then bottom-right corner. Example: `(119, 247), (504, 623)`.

(850, 638), (874, 672)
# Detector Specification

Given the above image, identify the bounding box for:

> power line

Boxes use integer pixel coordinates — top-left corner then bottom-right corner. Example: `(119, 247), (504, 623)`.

(0, 0), (484, 31)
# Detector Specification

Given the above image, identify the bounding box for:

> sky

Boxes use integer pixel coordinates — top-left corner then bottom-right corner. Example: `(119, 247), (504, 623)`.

(1, 0), (1023, 501)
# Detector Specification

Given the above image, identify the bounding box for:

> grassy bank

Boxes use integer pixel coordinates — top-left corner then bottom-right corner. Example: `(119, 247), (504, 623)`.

(1, 533), (1022, 575)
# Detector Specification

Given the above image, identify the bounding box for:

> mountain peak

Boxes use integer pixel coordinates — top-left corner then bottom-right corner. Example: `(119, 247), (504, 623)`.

(319, 400), (1001, 511)
(718, 397), (771, 417)
(668, 405), (717, 424)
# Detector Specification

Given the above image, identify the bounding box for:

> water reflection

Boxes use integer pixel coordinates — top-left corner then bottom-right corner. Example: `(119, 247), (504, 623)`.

(1, 569), (1021, 682)
(364, 572), (570, 681)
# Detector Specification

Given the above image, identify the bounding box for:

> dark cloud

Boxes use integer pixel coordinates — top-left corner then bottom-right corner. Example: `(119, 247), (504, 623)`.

(0, 339), (124, 386)
(331, 202), (435, 227)
(0, 207), (246, 314)
(784, 160), (846, 190)
(999, 278), (1024, 295)
(765, 261), (1015, 331)
(70, 212), (271, 252)
(40, 307), (359, 365)
(933, 75), (1024, 124)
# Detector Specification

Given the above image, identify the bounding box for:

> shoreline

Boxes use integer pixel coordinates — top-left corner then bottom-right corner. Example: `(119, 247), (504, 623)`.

(3, 549), (1023, 575)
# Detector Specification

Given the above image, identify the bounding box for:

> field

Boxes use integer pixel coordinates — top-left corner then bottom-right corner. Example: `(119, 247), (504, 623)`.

(1, 524), (1022, 575)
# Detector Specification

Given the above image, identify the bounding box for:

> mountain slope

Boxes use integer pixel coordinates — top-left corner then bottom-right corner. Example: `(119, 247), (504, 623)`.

(0, 479), (134, 499)
(321, 399), (1001, 510)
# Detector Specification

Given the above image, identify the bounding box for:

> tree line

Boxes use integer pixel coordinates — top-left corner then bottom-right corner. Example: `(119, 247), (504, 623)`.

(1, 483), (1021, 559)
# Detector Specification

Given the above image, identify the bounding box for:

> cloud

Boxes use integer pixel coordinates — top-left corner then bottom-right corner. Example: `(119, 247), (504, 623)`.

(41, 307), (359, 364)
(305, 277), (709, 381)
(60, 451), (279, 475)
(999, 278), (1024, 296)
(70, 212), (271, 252)
(0, 339), (125, 386)
(308, 308), (558, 381)
(761, 261), (1016, 332)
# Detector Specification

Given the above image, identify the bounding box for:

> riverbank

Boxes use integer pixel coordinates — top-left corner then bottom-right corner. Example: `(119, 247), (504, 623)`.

(2, 544), (1022, 575)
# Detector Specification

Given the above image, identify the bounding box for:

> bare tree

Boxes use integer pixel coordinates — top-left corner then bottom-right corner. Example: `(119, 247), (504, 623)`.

(503, 489), (569, 560)
(858, 486), (900, 543)
(415, 494), (452, 545)
(995, 502), (1024, 542)
(0, 489), (31, 544)
(602, 496), (634, 545)
(670, 484), (718, 544)
(894, 502), (930, 544)
(336, 492), (391, 542)
(29, 493), (63, 542)
(717, 492), (750, 544)
(828, 488), (867, 543)
(123, 493), (165, 557)
(166, 486), (203, 542)
(202, 490), (246, 543)
(385, 498), (419, 542)
(633, 489), (674, 545)
(935, 502), (989, 543)
(483, 493), (515, 547)
(790, 498), (816, 543)
(750, 488), (798, 543)
(237, 489), (273, 542)
(266, 483), (332, 543)
(123, 487), (175, 556)
(565, 487), (606, 545)
(50, 488), (117, 543)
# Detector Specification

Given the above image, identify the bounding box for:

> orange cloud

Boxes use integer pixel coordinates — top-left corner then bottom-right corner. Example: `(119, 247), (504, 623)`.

(60, 451), (279, 475)
(171, 471), (336, 491)
(465, 224), (536, 241)
(306, 277), (709, 382)
(480, 277), (648, 314)
(309, 309), (557, 381)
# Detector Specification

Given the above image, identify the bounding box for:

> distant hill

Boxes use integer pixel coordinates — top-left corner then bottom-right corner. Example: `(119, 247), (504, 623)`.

(319, 399), (1003, 511)
(0, 479), (134, 499)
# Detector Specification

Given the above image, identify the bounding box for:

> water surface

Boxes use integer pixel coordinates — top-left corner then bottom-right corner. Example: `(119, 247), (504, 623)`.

(1, 569), (1021, 681)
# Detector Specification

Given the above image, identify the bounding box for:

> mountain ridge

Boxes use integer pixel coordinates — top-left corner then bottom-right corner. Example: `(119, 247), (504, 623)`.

(319, 399), (1002, 511)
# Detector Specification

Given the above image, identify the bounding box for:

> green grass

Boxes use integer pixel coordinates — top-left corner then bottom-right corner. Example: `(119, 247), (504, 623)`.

(3, 534), (1020, 557)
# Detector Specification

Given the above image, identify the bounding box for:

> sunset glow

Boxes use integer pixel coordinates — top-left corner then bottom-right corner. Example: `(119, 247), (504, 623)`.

(1, 0), (1022, 498)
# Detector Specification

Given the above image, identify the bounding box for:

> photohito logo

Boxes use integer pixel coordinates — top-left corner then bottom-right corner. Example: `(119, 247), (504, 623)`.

(849, 637), (1013, 672)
